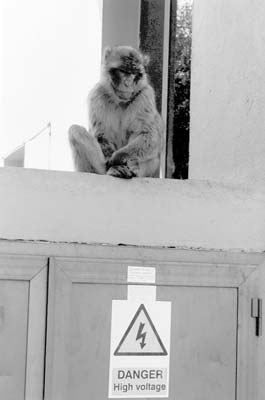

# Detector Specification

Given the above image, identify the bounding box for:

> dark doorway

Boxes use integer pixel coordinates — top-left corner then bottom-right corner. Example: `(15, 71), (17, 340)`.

(166, 0), (193, 179)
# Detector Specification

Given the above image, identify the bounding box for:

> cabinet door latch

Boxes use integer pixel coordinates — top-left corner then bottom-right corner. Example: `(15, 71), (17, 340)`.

(251, 298), (262, 337)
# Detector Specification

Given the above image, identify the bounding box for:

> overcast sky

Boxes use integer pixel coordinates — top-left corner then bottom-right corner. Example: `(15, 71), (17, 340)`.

(1, 0), (102, 169)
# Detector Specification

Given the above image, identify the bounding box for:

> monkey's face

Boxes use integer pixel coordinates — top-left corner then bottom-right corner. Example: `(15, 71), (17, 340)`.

(102, 46), (150, 103)
(109, 68), (138, 101)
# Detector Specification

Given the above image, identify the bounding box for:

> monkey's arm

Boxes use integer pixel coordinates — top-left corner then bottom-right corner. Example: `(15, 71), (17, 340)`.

(109, 131), (160, 163)
(95, 132), (117, 160)
(107, 114), (164, 178)
(88, 85), (117, 161)
(107, 85), (164, 177)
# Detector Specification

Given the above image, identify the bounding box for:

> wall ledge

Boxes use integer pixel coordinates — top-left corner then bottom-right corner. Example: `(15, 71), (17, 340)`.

(1, 167), (265, 252)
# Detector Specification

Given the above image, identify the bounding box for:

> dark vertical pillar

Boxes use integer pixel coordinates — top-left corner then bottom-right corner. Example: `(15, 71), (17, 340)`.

(165, 0), (177, 178)
(139, 0), (165, 113)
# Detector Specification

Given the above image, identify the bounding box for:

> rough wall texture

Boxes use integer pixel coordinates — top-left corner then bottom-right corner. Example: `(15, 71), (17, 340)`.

(189, 0), (265, 184)
(1, 168), (265, 252)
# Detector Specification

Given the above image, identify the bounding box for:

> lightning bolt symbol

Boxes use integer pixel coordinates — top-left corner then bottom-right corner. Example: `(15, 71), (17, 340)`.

(136, 322), (147, 349)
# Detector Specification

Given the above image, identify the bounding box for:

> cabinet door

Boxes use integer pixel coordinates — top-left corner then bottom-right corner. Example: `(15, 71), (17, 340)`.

(45, 256), (246, 400)
(0, 255), (47, 400)
(45, 259), (127, 400)
(158, 286), (237, 400)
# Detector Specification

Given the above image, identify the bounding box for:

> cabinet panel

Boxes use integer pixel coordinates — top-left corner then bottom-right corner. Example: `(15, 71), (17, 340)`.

(0, 281), (29, 400)
(0, 256), (47, 400)
(158, 286), (237, 400)
(46, 258), (238, 400)
(70, 283), (127, 399)
(237, 259), (265, 400)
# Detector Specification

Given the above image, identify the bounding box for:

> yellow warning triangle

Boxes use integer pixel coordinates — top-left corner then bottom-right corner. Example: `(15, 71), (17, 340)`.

(114, 304), (167, 356)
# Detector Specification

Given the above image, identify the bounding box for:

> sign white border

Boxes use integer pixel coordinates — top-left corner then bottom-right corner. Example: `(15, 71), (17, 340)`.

(109, 300), (171, 398)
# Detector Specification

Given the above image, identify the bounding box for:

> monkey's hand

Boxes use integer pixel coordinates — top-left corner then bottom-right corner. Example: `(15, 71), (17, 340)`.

(106, 151), (136, 179)
(107, 165), (136, 179)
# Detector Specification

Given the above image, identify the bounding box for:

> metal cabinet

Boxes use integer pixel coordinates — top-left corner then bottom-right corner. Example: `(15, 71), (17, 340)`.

(0, 246), (264, 400)
(43, 248), (265, 400)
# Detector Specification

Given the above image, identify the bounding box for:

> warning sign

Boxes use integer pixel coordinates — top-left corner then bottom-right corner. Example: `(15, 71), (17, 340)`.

(109, 300), (171, 398)
(111, 368), (167, 397)
(114, 304), (167, 356)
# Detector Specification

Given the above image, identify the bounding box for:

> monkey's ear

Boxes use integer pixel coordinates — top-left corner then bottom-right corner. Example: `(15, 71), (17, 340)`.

(142, 54), (150, 67)
(103, 46), (112, 61)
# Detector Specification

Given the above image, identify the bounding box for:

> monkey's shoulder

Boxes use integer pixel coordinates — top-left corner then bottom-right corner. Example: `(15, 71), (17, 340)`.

(127, 85), (160, 119)
(88, 83), (111, 104)
(88, 83), (118, 119)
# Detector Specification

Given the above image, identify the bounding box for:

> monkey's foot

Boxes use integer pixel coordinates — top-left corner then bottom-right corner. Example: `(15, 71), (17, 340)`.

(107, 165), (136, 179)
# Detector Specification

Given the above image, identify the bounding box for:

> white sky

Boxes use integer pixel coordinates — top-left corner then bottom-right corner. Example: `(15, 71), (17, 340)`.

(1, 0), (102, 170)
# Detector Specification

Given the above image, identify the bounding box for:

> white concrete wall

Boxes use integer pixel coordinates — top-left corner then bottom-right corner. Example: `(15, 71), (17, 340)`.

(0, 167), (265, 252)
(189, 0), (265, 184)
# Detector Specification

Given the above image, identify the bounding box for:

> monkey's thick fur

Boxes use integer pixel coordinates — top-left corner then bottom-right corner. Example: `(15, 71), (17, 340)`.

(69, 46), (164, 179)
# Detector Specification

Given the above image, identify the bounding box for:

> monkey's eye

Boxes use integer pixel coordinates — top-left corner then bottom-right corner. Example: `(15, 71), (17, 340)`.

(110, 68), (129, 78)
(109, 68), (120, 85)
(134, 72), (143, 83)
(117, 69), (131, 77)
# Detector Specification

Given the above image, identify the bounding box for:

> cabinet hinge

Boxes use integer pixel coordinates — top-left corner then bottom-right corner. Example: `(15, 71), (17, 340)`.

(251, 298), (262, 337)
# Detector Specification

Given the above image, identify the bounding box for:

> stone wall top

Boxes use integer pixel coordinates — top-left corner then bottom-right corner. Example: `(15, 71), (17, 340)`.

(1, 167), (265, 252)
